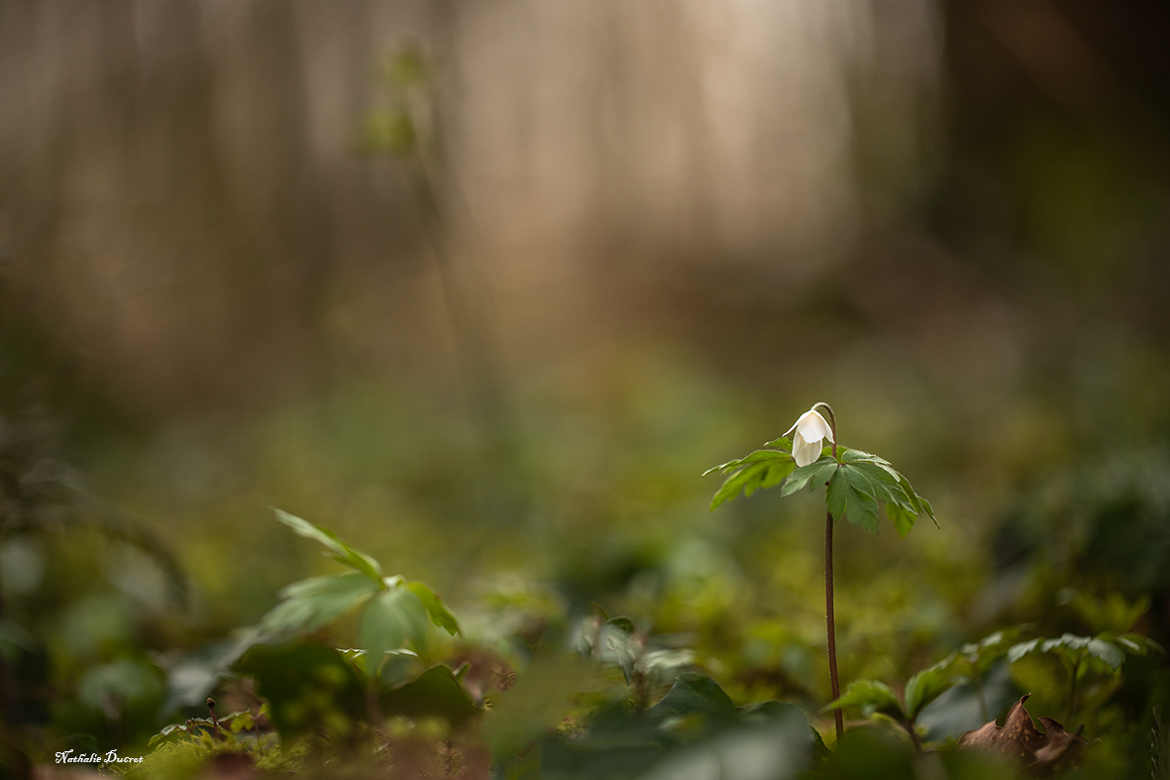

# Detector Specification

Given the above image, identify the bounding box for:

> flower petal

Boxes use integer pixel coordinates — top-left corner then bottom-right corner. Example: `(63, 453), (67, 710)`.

(792, 433), (822, 467)
(797, 409), (833, 443)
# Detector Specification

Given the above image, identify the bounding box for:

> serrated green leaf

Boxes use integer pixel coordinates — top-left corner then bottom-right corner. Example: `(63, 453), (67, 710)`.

(898, 476), (937, 528)
(958, 627), (1027, 675)
(1009, 633), (1133, 674)
(359, 586), (430, 676)
(824, 679), (903, 718)
(917, 493), (936, 523)
(827, 465), (880, 532)
(1007, 638), (1041, 664)
(273, 508), (383, 582)
(843, 461), (924, 534)
(840, 450), (936, 532)
(839, 448), (895, 468)
(707, 442), (935, 533)
(847, 461), (913, 508)
(405, 581), (461, 636)
(702, 448), (792, 477)
(707, 453), (797, 510)
(778, 457), (838, 497)
(761, 460), (794, 489)
(1085, 638), (1124, 670)
(709, 462), (767, 509)
(886, 502), (915, 535)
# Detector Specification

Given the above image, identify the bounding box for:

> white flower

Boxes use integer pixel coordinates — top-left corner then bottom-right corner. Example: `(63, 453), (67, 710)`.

(784, 407), (834, 467)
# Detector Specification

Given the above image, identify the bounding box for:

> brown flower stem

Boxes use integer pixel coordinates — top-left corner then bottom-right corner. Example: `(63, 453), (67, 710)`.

(815, 402), (844, 741)
(826, 509), (843, 741)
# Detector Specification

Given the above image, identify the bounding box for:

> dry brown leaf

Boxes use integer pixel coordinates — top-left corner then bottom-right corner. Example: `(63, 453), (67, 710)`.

(959, 694), (1085, 774)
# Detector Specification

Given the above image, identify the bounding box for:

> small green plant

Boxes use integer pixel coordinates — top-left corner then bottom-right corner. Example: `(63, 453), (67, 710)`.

(572, 610), (696, 710)
(156, 510), (463, 728)
(822, 675), (936, 751)
(1008, 632), (1162, 723)
(262, 508), (460, 677)
(821, 636), (1008, 751)
(705, 403), (935, 739)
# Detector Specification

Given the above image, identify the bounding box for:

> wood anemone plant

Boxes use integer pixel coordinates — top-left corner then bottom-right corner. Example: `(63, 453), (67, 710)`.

(704, 402), (936, 741)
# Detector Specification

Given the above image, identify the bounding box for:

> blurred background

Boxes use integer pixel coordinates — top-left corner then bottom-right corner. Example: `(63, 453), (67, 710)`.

(1, 0), (1168, 765)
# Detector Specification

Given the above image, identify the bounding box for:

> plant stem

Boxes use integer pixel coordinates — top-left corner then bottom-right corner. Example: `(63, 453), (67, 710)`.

(826, 509), (843, 740)
(900, 718), (923, 752)
(1067, 656), (1081, 724)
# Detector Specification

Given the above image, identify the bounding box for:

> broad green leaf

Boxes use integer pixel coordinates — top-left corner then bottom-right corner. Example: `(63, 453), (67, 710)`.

(839, 448), (895, 469)
(904, 659), (957, 719)
(886, 503), (916, 536)
(840, 449), (936, 532)
(847, 461), (913, 510)
(235, 643), (365, 737)
(778, 457), (838, 497)
(278, 571), (379, 602)
(648, 673), (738, 723)
(827, 465), (880, 532)
(273, 508), (383, 582)
(358, 586), (430, 676)
(824, 679), (903, 718)
(379, 664), (479, 725)
(405, 581), (461, 636)
(260, 572), (380, 638)
(852, 464), (920, 534)
(741, 700), (832, 759)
